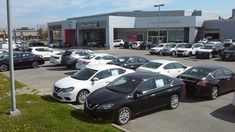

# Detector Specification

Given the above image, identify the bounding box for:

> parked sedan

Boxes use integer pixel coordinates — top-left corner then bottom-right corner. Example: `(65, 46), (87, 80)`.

(107, 56), (149, 70)
(195, 43), (225, 59)
(84, 72), (185, 125)
(61, 49), (94, 68)
(220, 45), (235, 61)
(75, 53), (117, 70)
(136, 60), (190, 78)
(178, 65), (235, 99)
(52, 65), (134, 104)
(149, 43), (166, 55)
(0, 52), (45, 72)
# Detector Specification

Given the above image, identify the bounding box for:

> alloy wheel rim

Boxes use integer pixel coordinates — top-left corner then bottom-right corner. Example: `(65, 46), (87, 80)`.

(119, 109), (130, 124)
(0, 65), (7, 72)
(212, 88), (218, 99)
(33, 62), (39, 68)
(171, 96), (179, 108)
(79, 91), (88, 103)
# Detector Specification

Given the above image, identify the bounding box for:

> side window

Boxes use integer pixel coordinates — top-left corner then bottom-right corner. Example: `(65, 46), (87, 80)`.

(136, 79), (155, 92)
(94, 70), (111, 80)
(130, 58), (139, 63)
(174, 63), (185, 69)
(222, 68), (234, 76)
(213, 70), (224, 78)
(103, 55), (116, 60)
(22, 53), (31, 58)
(164, 63), (175, 69)
(13, 54), (21, 59)
(118, 69), (126, 74)
(154, 78), (173, 89)
(95, 56), (101, 60)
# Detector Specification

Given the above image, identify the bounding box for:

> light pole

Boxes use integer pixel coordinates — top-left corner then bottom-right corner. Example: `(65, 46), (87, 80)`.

(154, 4), (165, 43)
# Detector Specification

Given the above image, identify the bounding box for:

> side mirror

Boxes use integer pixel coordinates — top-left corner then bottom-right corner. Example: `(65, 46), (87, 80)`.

(92, 77), (99, 81)
(183, 66), (187, 69)
(133, 90), (143, 98)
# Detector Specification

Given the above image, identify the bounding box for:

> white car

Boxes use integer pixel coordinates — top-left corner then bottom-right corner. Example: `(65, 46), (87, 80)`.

(50, 51), (64, 65)
(75, 53), (117, 69)
(232, 91), (235, 107)
(176, 43), (204, 56)
(131, 41), (144, 49)
(52, 65), (134, 104)
(29, 47), (60, 60)
(136, 59), (190, 78)
(149, 43), (170, 55)
(114, 39), (124, 47)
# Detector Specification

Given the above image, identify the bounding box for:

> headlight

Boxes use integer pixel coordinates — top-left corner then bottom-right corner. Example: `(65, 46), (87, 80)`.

(62, 87), (74, 92)
(97, 103), (114, 110)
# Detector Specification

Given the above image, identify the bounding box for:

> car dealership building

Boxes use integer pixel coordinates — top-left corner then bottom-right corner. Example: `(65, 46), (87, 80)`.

(48, 9), (235, 49)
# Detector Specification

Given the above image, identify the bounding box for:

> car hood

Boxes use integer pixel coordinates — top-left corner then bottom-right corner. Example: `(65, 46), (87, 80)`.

(55, 76), (87, 88)
(87, 88), (125, 104)
(197, 49), (212, 52)
(176, 48), (191, 51)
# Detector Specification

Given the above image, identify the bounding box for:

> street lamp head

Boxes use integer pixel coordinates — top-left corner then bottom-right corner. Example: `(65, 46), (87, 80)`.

(154, 4), (165, 7)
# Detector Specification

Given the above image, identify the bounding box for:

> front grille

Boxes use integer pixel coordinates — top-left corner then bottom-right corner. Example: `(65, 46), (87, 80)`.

(54, 86), (63, 93)
(53, 56), (60, 59)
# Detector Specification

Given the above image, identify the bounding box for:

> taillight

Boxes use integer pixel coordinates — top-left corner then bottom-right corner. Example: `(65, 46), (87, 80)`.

(196, 80), (209, 87)
(83, 61), (90, 64)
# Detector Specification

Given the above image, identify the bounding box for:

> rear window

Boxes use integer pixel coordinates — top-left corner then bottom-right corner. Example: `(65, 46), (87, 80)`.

(143, 62), (162, 69)
(183, 67), (212, 77)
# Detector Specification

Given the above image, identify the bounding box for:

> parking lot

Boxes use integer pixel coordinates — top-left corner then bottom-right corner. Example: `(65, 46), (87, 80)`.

(3, 48), (235, 132)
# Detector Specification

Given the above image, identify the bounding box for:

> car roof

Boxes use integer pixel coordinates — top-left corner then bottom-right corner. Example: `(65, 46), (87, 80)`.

(149, 59), (177, 64)
(86, 64), (124, 71)
(193, 65), (226, 71)
(123, 72), (167, 80)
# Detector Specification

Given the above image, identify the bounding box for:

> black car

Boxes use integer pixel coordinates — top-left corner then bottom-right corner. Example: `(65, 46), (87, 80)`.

(0, 52), (45, 72)
(84, 72), (185, 125)
(220, 45), (235, 61)
(178, 65), (235, 99)
(29, 41), (45, 47)
(107, 56), (149, 70)
(195, 43), (225, 59)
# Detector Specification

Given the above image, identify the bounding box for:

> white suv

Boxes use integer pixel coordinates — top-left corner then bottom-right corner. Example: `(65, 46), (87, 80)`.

(176, 43), (204, 56)
(114, 39), (124, 47)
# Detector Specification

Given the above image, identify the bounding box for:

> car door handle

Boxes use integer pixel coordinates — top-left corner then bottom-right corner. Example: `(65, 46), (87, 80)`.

(167, 89), (173, 92)
(150, 93), (156, 97)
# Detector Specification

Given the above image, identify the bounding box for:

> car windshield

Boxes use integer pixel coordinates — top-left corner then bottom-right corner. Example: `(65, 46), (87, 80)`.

(106, 76), (142, 94)
(183, 67), (211, 77)
(113, 57), (129, 63)
(0, 52), (9, 59)
(178, 44), (193, 48)
(142, 62), (162, 69)
(202, 45), (213, 49)
(71, 68), (97, 80)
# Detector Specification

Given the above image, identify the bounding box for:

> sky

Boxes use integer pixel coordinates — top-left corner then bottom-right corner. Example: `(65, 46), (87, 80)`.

(0, 0), (234, 29)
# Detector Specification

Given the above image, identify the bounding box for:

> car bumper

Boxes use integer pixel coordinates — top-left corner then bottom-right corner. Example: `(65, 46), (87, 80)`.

(176, 52), (189, 56)
(50, 58), (61, 65)
(52, 87), (77, 102)
(196, 52), (210, 58)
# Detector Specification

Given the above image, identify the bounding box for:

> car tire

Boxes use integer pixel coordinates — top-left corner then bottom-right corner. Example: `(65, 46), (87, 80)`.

(188, 52), (192, 57)
(172, 51), (176, 56)
(0, 64), (8, 72)
(209, 53), (213, 59)
(116, 107), (131, 125)
(32, 62), (40, 68)
(159, 50), (162, 56)
(76, 90), (89, 104)
(169, 94), (180, 109)
(210, 86), (219, 100)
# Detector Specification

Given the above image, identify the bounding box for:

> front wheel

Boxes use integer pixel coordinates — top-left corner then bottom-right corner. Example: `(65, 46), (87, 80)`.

(169, 94), (180, 109)
(32, 62), (40, 68)
(76, 90), (89, 104)
(116, 107), (131, 125)
(0, 64), (8, 72)
(172, 51), (176, 56)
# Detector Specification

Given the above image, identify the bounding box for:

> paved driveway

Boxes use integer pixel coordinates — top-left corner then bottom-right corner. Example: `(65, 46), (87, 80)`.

(3, 48), (235, 132)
